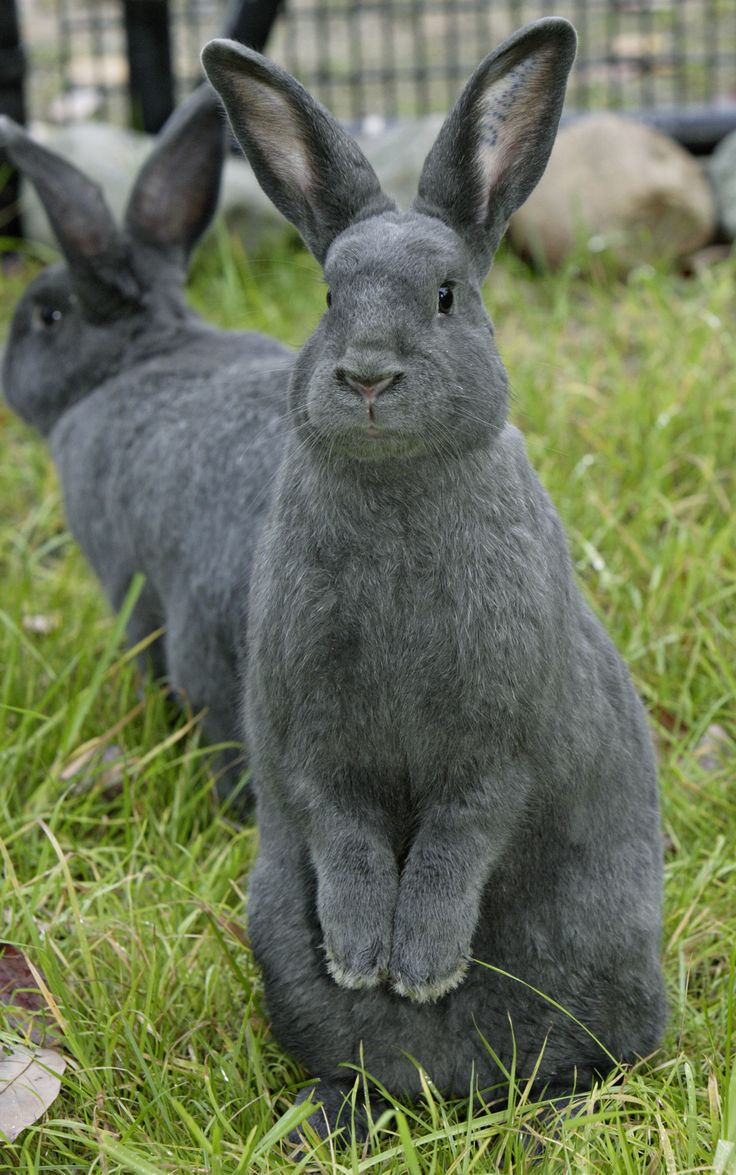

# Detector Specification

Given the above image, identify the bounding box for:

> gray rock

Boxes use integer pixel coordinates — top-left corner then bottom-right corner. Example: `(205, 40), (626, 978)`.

(707, 129), (736, 239)
(508, 112), (716, 268)
(359, 114), (443, 208)
(20, 120), (286, 253)
(23, 122), (147, 232)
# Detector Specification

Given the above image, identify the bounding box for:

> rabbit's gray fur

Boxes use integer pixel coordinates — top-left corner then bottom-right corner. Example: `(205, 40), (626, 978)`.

(1, 87), (291, 805)
(203, 17), (666, 1130)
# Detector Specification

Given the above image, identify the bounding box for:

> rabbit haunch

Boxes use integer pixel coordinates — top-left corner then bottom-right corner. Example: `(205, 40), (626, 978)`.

(203, 16), (666, 1136)
(1, 86), (290, 810)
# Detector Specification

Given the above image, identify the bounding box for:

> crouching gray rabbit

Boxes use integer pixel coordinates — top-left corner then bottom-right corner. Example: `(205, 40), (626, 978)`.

(202, 15), (666, 1135)
(0, 87), (291, 807)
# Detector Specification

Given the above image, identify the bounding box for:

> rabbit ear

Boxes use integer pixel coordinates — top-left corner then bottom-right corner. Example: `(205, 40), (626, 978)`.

(414, 19), (577, 275)
(201, 40), (395, 263)
(125, 83), (227, 265)
(0, 116), (141, 318)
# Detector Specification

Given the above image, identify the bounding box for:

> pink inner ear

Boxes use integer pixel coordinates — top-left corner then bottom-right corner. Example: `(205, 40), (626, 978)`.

(236, 78), (313, 194)
(474, 51), (552, 222)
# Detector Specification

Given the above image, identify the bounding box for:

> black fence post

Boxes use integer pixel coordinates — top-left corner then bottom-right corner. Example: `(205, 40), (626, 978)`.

(122, 1), (282, 136)
(226, 0), (285, 51)
(0, 0), (26, 243)
(123, 0), (175, 133)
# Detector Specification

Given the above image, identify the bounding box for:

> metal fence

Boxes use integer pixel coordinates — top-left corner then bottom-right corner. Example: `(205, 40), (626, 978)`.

(14, 0), (736, 138)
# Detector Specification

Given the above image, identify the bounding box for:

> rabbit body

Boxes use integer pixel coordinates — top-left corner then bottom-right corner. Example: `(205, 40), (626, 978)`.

(246, 413), (664, 1099)
(1, 90), (290, 800)
(50, 323), (288, 760)
(204, 16), (667, 1124)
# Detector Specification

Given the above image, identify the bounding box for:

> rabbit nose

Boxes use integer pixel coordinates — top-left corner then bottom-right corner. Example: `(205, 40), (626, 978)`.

(338, 369), (401, 402)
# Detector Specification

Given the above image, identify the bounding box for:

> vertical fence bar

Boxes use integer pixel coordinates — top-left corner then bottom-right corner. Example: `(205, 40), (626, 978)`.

(410, 0), (430, 116)
(638, 0), (651, 108)
(573, 0), (590, 109)
(705, 0), (718, 107)
(381, 0), (398, 120)
(0, 0), (26, 242)
(672, 0), (686, 107)
(313, 0), (334, 112)
(123, 0), (175, 131)
(57, 0), (72, 115)
(349, 0), (366, 122)
(473, 0), (488, 98)
(283, 0), (299, 82)
(227, 0), (284, 51)
(444, 0), (459, 107)
(90, 0), (107, 120)
(606, 0), (623, 108)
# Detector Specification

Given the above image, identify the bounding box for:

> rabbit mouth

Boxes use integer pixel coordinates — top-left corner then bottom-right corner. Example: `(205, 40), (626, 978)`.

(357, 420), (403, 444)
(324, 423), (427, 461)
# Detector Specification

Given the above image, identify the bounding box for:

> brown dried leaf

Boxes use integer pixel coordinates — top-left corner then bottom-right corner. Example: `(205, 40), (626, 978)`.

(0, 1044), (66, 1142)
(217, 915), (250, 950)
(59, 744), (101, 781)
(651, 706), (689, 737)
(0, 945), (59, 1047)
(199, 903), (250, 950)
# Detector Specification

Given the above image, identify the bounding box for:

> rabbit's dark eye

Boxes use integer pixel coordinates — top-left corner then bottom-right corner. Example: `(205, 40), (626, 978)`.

(326, 290), (332, 309)
(35, 305), (63, 329)
(438, 286), (454, 314)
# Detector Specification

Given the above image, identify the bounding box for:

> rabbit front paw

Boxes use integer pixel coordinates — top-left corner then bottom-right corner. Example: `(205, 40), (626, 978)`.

(316, 843), (398, 991)
(323, 924), (391, 990)
(389, 918), (470, 1003)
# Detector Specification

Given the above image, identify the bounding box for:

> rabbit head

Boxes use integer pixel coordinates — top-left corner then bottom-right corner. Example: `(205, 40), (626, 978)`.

(202, 20), (576, 465)
(1, 85), (226, 436)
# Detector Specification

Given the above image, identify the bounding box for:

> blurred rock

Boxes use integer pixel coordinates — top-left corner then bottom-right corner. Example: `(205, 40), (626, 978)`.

(27, 113), (718, 270)
(509, 113), (717, 269)
(21, 121), (285, 253)
(360, 113), (443, 208)
(707, 129), (736, 239)
(19, 115), (448, 255)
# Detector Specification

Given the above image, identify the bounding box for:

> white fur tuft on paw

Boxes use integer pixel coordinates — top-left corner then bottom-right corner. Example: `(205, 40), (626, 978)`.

(325, 953), (383, 991)
(391, 956), (470, 1004)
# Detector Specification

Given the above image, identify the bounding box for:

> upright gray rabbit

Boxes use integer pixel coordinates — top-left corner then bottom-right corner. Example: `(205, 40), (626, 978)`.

(1, 87), (291, 804)
(202, 17), (666, 1132)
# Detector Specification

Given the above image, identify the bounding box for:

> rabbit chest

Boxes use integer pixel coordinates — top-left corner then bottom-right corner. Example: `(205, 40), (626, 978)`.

(252, 451), (561, 784)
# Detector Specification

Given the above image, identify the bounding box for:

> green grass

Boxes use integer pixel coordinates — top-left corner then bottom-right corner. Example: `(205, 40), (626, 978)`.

(1, 232), (735, 1172)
